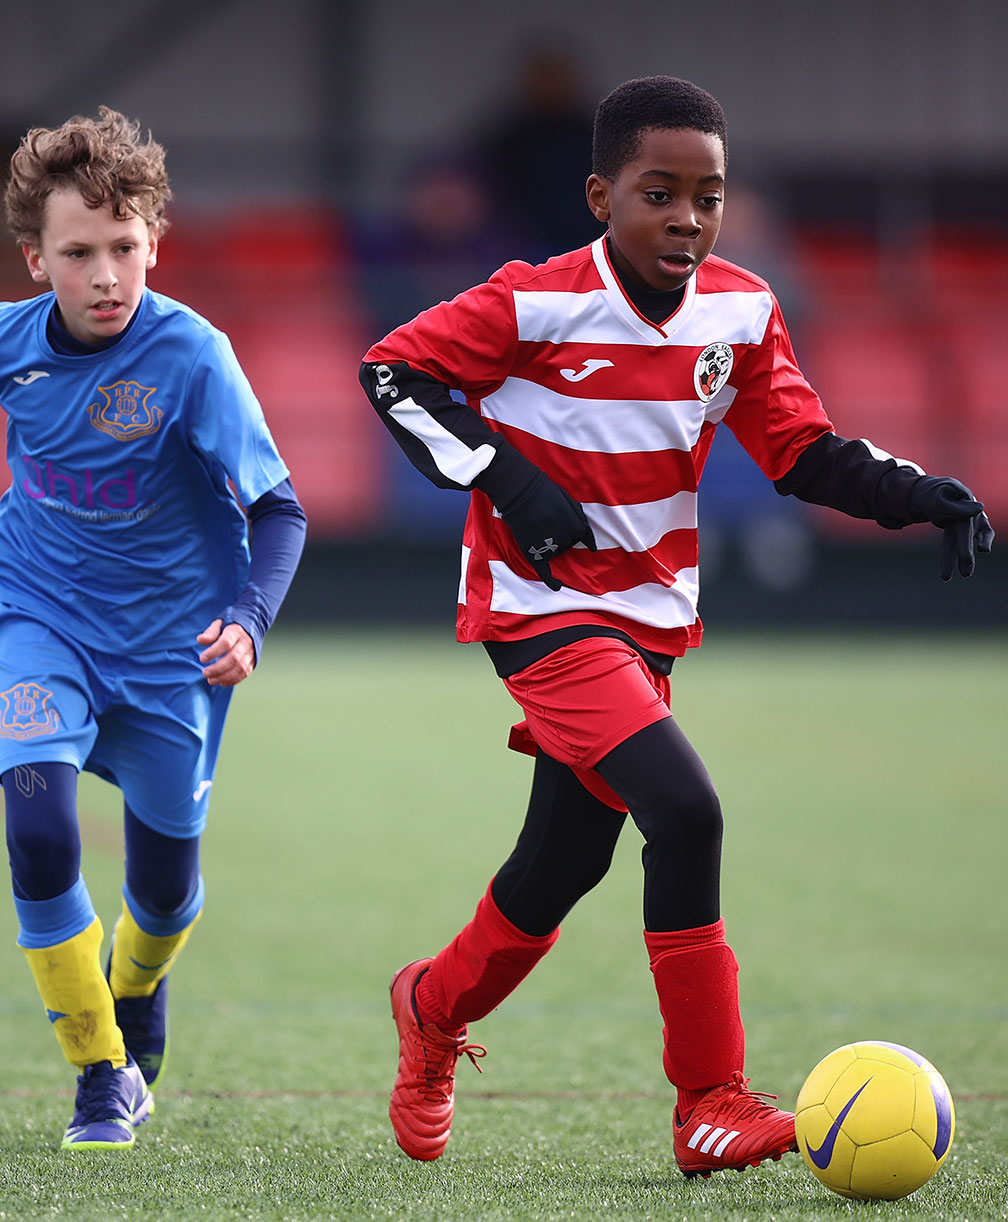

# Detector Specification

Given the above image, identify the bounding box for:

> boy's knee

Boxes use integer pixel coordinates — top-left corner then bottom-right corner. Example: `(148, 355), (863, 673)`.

(2, 764), (80, 900)
(126, 874), (201, 922)
(7, 823), (81, 899)
(123, 810), (201, 922)
(673, 776), (723, 841)
(633, 772), (723, 850)
(568, 834), (622, 897)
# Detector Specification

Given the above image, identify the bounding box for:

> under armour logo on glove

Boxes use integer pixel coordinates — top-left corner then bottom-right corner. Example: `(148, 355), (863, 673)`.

(498, 470), (596, 591)
(528, 539), (559, 561)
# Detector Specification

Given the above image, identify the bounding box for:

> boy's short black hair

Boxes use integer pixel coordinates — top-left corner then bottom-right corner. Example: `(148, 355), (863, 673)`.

(592, 76), (727, 179)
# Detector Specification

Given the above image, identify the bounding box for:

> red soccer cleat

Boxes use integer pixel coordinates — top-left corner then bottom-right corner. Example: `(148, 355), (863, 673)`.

(388, 959), (486, 1160)
(673, 1071), (798, 1177)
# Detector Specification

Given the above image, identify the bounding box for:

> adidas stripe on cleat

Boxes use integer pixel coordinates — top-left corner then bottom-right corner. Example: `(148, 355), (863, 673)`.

(673, 1071), (797, 1177)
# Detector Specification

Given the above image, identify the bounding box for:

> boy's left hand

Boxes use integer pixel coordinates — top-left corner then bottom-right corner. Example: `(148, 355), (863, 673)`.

(909, 476), (995, 580)
(198, 619), (256, 686)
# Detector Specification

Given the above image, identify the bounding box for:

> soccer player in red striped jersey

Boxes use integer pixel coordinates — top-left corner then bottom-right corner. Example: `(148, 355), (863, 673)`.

(359, 76), (993, 1176)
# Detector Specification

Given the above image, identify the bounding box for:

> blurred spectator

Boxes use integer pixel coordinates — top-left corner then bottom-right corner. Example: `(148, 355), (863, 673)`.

(353, 155), (516, 536)
(473, 41), (602, 263)
(714, 176), (807, 331)
(353, 153), (515, 338)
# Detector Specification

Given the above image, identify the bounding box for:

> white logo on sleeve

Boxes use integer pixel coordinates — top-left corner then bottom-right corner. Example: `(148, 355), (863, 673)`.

(560, 358), (614, 382)
(192, 780), (213, 801)
(373, 364), (399, 399)
(13, 370), (50, 386)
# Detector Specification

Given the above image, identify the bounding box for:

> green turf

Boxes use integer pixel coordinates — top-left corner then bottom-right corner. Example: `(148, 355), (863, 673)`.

(0, 629), (1005, 1220)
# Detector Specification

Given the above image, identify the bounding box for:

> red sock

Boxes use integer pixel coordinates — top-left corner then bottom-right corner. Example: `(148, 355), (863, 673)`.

(415, 881), (559, 1032)
(644, 919), (745, 1116)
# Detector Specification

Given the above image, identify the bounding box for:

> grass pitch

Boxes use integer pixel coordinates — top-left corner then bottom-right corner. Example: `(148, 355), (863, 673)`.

(0, 628), (1005, 1220)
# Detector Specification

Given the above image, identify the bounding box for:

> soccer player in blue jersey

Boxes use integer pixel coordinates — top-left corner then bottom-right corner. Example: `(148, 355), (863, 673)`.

(0, 107), (306, 1149)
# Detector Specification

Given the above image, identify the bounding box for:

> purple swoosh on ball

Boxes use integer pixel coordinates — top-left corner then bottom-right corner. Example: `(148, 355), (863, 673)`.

(930, 1079), (953, 1159)
(805, 1080), (871, 1170)
(873, 1041), (926, 1067)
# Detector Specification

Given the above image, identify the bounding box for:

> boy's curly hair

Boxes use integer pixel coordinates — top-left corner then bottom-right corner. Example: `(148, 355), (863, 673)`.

(4, 106), (171, 245)
(592, 76), (727, 180)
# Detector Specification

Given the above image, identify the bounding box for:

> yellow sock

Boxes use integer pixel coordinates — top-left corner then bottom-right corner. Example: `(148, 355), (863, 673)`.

(108, 900), (200, 999)
(22, 917), (126, 1069)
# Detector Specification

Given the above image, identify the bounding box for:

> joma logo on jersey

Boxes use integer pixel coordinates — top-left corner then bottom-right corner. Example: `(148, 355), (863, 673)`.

(23, 456), (138, 509)
(693, 342), (734, 402)
(87, 381), (162, 440)
(0, 683), (60, 740)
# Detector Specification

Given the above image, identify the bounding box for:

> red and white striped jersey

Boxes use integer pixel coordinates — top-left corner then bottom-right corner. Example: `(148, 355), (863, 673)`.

(364, 236), (833, 655)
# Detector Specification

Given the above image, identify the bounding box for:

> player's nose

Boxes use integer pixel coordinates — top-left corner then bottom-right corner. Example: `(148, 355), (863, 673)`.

(667, 209), (702, 237)
(92, 259), (118, 289)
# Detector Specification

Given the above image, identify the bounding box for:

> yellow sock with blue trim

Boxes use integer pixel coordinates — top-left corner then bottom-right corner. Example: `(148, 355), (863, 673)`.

(109, 899), (201, 999)
(22, 916), (126, 1069)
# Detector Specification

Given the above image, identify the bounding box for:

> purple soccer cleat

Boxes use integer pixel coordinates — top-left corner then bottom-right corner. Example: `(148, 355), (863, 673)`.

(113, 975), (170, 1090)
(61, 1055), (154, 1149)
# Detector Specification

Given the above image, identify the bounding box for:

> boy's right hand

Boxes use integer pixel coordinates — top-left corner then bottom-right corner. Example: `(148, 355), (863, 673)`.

(499, 468), (597, 590)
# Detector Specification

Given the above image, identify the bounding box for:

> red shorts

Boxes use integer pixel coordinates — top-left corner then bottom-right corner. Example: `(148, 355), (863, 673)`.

(502, 636), (673, 812)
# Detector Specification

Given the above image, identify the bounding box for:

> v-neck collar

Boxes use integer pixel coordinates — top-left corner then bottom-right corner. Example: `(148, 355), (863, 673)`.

(591, 235), (696, 342)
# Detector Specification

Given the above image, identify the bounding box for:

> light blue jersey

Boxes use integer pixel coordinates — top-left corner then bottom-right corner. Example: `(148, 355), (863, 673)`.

(0, 289), (289, 652)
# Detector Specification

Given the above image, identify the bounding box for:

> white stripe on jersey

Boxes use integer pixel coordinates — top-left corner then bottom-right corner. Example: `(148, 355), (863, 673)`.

(680, 290), (774, 347)
(860, 437), (926, 475)
(583, 492), (698, 551)
(482, 377), (712, 455)
(486, 560), (701, 629)
(389, 396), (498, 485)
(458, 543), (470, 606)
(514, 289), (633, 345)
(492, 491), (698, 553)
(512, 284), (773, 349)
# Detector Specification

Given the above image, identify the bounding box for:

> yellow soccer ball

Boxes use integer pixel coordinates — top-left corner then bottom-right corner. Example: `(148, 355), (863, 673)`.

(795, 1041), (955, 1200)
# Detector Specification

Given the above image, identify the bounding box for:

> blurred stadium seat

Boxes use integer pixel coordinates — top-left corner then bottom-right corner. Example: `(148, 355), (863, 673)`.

(153, 205), (384, 537)
(793, 225), (1008, 536)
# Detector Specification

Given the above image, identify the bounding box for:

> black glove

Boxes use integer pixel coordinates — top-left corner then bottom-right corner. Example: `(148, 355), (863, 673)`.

(475, 440), (597, 589)
(908, 476), (995, 580)
(499, 469), (597, 590)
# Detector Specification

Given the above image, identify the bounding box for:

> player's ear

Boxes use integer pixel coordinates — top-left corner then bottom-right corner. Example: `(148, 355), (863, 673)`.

(586, 175), (611, 223)
(146, 228), (159, 270)
(23, 243), (50, 284)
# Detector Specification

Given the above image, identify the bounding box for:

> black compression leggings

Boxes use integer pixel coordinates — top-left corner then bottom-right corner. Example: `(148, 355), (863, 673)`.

(2, 762), (200, 915)
(491, 717), (723, 936)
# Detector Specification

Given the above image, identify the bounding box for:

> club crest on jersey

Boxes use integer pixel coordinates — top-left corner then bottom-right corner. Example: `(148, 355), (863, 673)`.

(693, 342), (734, 402)
(0, 683), (60, 739)
(87, 381), (162, 441)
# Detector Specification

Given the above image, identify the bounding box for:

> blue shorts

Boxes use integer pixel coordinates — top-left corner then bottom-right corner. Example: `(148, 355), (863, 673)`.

(0, 611), (232, 838)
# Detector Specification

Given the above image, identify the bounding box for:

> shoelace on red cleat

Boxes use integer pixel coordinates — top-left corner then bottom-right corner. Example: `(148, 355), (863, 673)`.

(724, 1074), (782, 1117)
(416, 1036), (486, 1102)
(687, 1070), (790, 1136)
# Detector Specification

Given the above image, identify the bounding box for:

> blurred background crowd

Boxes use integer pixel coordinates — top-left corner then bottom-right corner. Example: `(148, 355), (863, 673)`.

(1, 0), (1005, 628)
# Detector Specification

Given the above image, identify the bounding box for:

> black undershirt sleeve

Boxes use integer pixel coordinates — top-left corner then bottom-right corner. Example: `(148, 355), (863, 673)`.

(774, 432), (929, 529)
(359, 360), (504, 491)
